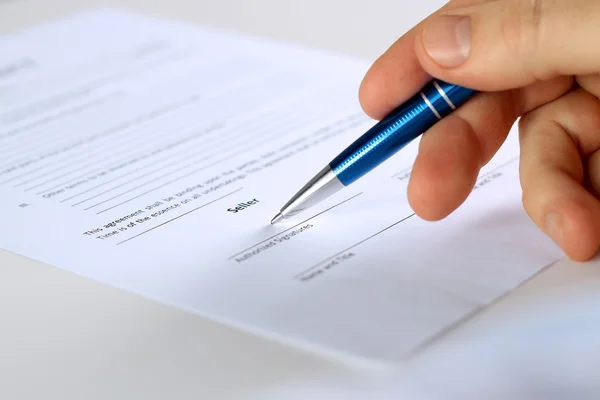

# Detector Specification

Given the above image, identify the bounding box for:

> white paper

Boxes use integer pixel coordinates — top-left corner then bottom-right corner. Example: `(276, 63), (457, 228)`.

(0, 9), (564, 365)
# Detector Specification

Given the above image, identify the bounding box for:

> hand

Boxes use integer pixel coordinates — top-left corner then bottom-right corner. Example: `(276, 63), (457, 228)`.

(359, 0), (600, 261)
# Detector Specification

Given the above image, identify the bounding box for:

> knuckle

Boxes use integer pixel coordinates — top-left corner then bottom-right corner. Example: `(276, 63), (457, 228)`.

(516, 114), (541, 195)
(499, 0), (549, 80)
(519, 174), (546, 224)
(517, 107), (540, 138)
(520, 189), (535, 216)
(576, 73), (600, 100)
(519, 178), (542, 222)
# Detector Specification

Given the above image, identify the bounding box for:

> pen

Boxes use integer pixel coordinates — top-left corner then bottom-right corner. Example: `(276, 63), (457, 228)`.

(270, 79), (477, 224)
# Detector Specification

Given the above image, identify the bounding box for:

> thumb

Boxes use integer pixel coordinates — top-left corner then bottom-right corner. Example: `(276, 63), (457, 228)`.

(414, 0), (600, 91)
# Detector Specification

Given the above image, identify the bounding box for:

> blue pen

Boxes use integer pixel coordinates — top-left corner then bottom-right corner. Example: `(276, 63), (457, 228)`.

(270, 79), (477, 224)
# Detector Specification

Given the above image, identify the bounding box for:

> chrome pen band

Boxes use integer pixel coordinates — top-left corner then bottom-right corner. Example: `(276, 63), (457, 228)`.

(421, 80), (459, 119)
(433, 80), (456, 109)
(329, 80), (475, 187)
(420, 91), (442, 120)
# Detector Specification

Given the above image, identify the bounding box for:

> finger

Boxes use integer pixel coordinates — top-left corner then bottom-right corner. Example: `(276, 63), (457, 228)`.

(407, 104), (484, 220)
(576, 73), (600, 100)
(519, 88), (600, 261)
(359, 0), (498, 120)
(585, 149), (600, 199)
(414, 0), (600, 91)
(407, 76), (572, 221)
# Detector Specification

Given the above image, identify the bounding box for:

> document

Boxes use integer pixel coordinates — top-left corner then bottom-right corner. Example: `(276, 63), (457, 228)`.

(0, 9), (564, 365)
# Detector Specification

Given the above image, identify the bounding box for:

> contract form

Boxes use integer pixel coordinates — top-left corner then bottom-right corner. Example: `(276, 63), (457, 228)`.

(0, 9), (564, 365)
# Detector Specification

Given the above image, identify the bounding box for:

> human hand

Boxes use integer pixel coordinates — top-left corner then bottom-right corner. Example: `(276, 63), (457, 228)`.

(359, 0), (600, 261)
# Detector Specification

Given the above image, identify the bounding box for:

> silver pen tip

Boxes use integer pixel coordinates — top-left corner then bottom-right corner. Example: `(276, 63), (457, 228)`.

(270, 212), (284, 224)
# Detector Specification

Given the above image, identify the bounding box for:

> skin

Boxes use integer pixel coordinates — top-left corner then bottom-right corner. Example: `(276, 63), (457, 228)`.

(358, 0), (600, 261)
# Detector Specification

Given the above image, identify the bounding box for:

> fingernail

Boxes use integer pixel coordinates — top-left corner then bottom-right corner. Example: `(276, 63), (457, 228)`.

(545, 212), (564, 247)
(422, 15), (471, 67)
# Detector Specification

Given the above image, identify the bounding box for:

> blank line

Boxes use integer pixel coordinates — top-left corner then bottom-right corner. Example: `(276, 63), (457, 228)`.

(48, 100), (301, 196)
(19, 142), (148, 190)
(91, 133), (267, 214)
(18, 140), (151, 189)
(85, 132), (278, 211)
(5, 93), (200, 187)
(294, 213), (416, 279)
(93, 161), (230, 214)
(0, 92), (122, 161)
(116, 187), (243, 245)
(73, 109), (312, 206)
(61, 120), (266, 202)
(9, 130), (150, 188)
(19, 100), (201, 190)
(60, 152), (189, 202)
(293, 158), (519, 278)
(32, 117), (209, 192)
(1, 98), (131, 176)
(0, 91), (118, 146)
(24, 93), (209, 189)
(48, 93), (332, 198)
(228, 192), (363, 259)
(2, 117), (141, 186)
(91, 108), (345, 215)
(1, 164), (46, 185)
(12, 79), (344, 190)
(70, 132), (233, 206)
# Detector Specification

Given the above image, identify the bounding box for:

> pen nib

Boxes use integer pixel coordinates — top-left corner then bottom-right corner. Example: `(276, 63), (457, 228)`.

(270, 212), (283, 225)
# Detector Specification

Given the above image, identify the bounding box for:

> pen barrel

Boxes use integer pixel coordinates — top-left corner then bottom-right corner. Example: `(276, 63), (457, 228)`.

(330, 80), (476, 186)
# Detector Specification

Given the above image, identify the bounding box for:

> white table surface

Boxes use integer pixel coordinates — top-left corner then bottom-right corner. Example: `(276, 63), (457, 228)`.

(1, 0), (600, 399)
